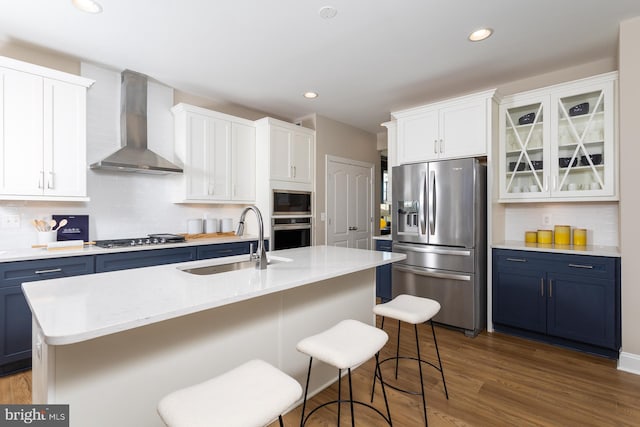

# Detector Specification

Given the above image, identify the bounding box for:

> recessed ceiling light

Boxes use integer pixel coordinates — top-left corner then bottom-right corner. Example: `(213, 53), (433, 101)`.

(468, 28), (493, 42)
(303, 91), (319, 99)
(72, 0), (103, 14)
(319, 6), (338, 19)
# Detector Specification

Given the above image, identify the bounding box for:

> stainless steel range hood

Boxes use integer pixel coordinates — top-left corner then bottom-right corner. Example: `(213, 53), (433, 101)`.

(90, 70), (183, 174)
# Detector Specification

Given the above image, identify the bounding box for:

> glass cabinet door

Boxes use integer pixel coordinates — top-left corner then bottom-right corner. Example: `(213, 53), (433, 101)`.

(552, 84), (613, 197)
(502, 100), (548, 197)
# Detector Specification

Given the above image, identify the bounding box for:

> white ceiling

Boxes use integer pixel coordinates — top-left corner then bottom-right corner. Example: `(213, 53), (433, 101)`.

(1, 0), (640, 134)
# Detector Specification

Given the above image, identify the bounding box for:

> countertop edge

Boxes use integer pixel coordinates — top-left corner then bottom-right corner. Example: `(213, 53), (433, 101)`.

(492, 241), (621, 257)
(23, 246), (406, 346)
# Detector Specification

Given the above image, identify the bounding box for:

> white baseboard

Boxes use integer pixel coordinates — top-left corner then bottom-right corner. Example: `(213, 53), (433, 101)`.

(618, 351), (640, 375)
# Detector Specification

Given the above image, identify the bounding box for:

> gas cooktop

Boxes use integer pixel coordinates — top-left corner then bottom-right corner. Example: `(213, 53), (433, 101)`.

(94, 234), (186, 248)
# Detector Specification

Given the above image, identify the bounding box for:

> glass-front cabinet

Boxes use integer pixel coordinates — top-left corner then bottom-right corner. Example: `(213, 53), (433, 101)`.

(499, 72), (617, 201)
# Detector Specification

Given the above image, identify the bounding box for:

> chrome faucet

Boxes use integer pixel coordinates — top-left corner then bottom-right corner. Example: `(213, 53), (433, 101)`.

(236, 205), (267, 270)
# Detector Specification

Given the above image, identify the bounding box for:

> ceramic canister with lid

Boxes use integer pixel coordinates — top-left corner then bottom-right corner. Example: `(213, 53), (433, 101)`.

(554, 225), (571, 245)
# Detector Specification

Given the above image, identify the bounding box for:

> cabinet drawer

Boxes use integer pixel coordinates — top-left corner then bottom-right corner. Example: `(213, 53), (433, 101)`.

(375, 239), (392, 251)
(95, 247), (197, 273)
(546, 254), (616, 280)
(196, 241), (266, 260)
(0, 256), (95, 287)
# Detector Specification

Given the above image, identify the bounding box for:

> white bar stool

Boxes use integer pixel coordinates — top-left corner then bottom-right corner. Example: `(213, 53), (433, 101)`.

(157, 359), (302, 427)
(296, 319), (393, 426)
(370, 294), (449, 426)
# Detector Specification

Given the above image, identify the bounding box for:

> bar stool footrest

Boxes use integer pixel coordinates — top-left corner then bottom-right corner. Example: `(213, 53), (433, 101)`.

(376, 355), (445, 396)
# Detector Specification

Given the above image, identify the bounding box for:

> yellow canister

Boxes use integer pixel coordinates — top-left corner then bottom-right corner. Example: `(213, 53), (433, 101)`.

(573, 228), (587, 246)
(537, 229), (553, 244)
(525, 231), (537, 243)
(554, 225), (571, 245)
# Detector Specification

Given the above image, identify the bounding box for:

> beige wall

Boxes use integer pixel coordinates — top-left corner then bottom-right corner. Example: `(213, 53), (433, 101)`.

(174, 90), (286, 122)
(0, 39), (79, 74)
(308, 114), (379, 245)
(619, 17), (640, 358)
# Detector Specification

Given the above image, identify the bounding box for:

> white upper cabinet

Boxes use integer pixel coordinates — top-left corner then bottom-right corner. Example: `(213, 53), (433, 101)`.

(499, 72), (617, 202)
(0, 56), (93, 200)
(172, 103), (256, 203)
(257, 118), (315, 188)
(392, 89), (496, 164)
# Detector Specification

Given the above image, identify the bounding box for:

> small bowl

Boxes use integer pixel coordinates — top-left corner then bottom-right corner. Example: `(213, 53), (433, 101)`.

(509, 161), (526, 172)
(530, 160), (543, 170)
(580, 154), (603, 166)
(558, 157), (578, 168)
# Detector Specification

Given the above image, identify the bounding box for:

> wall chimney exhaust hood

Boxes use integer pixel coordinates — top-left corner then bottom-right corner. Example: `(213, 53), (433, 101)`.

(90, 70), (183, 174)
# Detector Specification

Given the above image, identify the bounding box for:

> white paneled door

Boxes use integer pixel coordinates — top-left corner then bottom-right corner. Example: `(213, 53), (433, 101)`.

(326, 156), (373, 249)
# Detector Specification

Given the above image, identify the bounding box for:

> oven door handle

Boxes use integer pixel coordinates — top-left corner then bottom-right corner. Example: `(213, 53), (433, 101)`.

(272, 224), (312, 231)
(393, 264), (471, 281)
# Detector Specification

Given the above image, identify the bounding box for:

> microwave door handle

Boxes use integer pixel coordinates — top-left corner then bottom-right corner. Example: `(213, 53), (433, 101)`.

(428, 170), (436, 235)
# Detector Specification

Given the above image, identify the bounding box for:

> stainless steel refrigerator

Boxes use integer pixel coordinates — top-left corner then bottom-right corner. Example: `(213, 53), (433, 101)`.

(392, 158), (486, 336)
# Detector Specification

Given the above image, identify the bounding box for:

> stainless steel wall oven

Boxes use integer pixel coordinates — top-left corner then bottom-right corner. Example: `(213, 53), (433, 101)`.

(271, 217), (312, 250)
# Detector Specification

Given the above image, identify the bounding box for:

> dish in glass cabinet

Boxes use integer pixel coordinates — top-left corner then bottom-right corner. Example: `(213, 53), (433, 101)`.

(509, 161), (526, 172)
(530, 160), (543, 170)
(580, 154), (603, 166)
(569, 102), (589, 117)
(558, 157), (578, 168)
(518, 112), (535, 125)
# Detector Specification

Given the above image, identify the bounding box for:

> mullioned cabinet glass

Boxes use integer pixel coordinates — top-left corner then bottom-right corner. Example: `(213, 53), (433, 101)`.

(499, 72), (617, 201)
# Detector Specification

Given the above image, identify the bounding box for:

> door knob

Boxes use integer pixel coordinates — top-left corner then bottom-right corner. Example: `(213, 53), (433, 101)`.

(348, 226), (358, 231)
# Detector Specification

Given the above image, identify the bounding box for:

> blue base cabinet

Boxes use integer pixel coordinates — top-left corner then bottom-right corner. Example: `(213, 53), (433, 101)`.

(1, 238), (270, 376)
(95, 247), (198, 272)
(375, 239), (393, 302)
(492, 249), (620, 358)
(0, 256), (94, 375)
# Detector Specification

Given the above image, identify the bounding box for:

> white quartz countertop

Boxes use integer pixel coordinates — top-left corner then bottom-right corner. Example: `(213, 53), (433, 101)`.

(22, 246), (405, 346)
(372, 235), (392, 241)
(0, 235), (264, 263)
(492, 240), (621, 257)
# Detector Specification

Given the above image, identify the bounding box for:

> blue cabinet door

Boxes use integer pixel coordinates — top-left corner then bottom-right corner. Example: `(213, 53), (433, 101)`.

(493, 267), (547, 333)
(0, 256), (94, 375)
(95, 247), (198, 272)
(375, 240), (392, 302)
(547, 273), (616, 348)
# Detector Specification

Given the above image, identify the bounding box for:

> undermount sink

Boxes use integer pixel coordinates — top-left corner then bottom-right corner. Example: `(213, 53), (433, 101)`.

(180, 256), (290, 275)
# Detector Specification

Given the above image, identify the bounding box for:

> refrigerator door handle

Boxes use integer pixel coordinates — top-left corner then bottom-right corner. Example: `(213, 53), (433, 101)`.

(394, 264), (471, 281)
(419, 171), (426, 235)
(393, 243), (471, 257)
(428, 170), (436, 235)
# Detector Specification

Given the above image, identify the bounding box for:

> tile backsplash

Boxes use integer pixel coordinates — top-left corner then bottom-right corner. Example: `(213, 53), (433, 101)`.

(503, 202), (619, 247)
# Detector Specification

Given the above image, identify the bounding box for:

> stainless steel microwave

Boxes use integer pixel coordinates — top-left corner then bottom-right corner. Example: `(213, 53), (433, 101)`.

(272, 190), (312, 216)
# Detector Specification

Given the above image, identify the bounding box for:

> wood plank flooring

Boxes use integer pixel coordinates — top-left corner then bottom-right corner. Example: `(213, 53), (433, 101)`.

(2, 320), (640, 426)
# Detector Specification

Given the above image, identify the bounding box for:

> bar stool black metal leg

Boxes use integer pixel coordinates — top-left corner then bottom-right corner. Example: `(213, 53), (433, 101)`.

(376, 352), (393, 426)
(279, 415), (284, 427)
(348, 368), (355, 427)
(371, 316), (386, 402)
(414, 324), (428, 426)
(300, 357), (313, 427)
(395, 319), (401, 379)
(431, 321), (449, 399)
(337, 368), (342, 427)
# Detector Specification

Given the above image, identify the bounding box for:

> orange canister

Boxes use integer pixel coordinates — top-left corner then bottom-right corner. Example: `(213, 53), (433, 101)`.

(537, 229), (553, 244)
(554, 225), (571, 245)
(573, 228), (587, 246)
(524, 231), (537, 243)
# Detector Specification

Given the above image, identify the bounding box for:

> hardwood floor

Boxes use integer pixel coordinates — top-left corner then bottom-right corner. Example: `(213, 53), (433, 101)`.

(2, 320), (640, 426)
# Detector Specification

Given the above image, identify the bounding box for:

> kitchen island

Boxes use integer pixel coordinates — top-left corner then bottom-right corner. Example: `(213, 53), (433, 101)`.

(23, 245), (404, 427)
